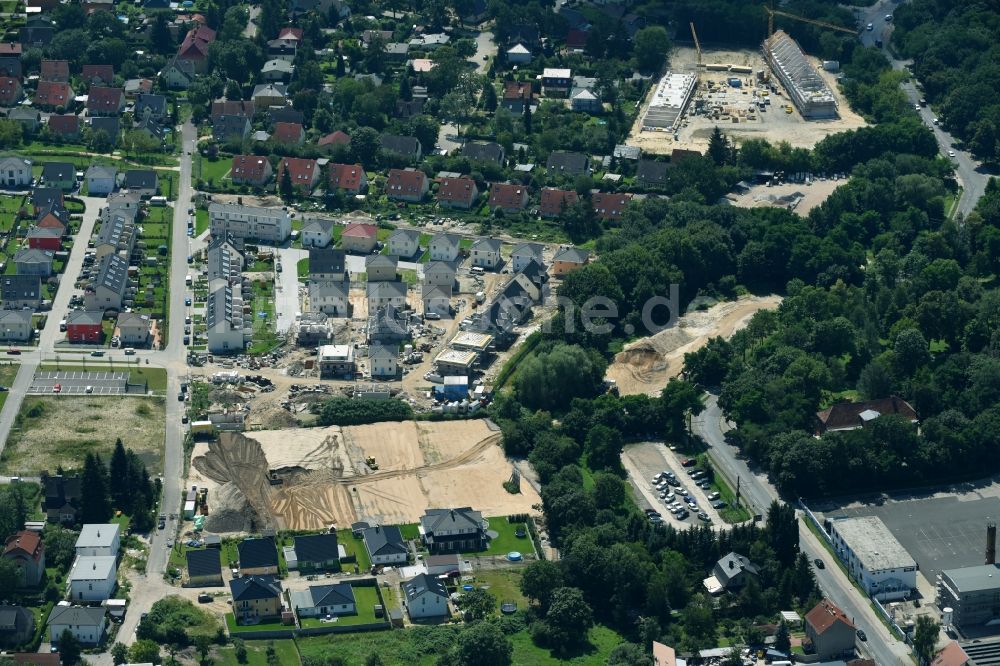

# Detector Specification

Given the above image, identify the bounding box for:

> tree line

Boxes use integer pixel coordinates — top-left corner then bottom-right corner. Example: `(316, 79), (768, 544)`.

(81, 439), (159, 531)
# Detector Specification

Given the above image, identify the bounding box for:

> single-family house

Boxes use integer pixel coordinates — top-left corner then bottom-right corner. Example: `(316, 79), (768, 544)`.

(539, 187), (579, 217)
(262, 58), (295, 81)
(269, 106), (304, 125)
(186, 548), (223, 587)
(19, 25), (54, 48)
(367, 304), (408, 344)
(0, 310), (32, 342)
(3, 531), (45, 587)
(704, 552), (759, 594)
(88, 116), (120, 146)
(636, 159), (669, 189)
(31, 187), (62, 214)
(238, 538), (279, 576)
(66, 310), (104, 343)
(0, 52), (21, 79)
(116, 312), (150, 346)
(546, 151), (589, 177)
(25, 226), (61, 251)
(251, 83), (286, 110)
(301, 217), (335, 248)
(327, 163), (367, 193)
(804, 599), (856, 660)
(362, 525), (407, 565)
(387, 229), (421, 259)
(13, 248), (54, 277)
(308, 247), (347, 280)
(542, 68), (572, 97)
(291, 583), (356, 619)
(121, 169), (158, 197)
(510, 242), (544, 273)
(206, 283), (247, 353)
(340, 222), (377, 254)
(369, 342), (398, 378)
(488, 183), (529, 213)
(367, 281), (407, 310)
(0, 157), (31, 187)
(436, 177), (478, 210)
(0, 606), (34, 646)
(42, 475), (80, 523)
(230, 155), (273, 187)
(35, 204), (69, 234)
(85, 165), (117, 196)
(502, 81), (532, 114)
(84, 253), (129, 311)
(134, 116), (169, 144)
(423, 261), (455, 288)
(41, 162), (75, 191)
(68, 555), (117, 601)
(420, 507), (486, 554)
(272, 121), (305, 146)
(463, 142), (505, 165)
(47, 606), (105, 646)
(86, 87), (125, 116)
(318, 130), (351, 150)
(591, 192), (632, 220)
(428, 233), (460, 262)
(380, 135), (422, 162)
(422, 284), (452, 317)
(469, 238), (501, 269)
(230, 576), (282, 623)
(214, 114), (252, 144)
(318, 344), (356, 378)
(565, 29), (589, 51)
(176, 24), (215, 74)
(278, 156), (319, 190)
(134, 93), (167, 121)
(386, 168), (428, 203)
(815, 397), (918, 434)
(571, 87), (601, 113)
(47, 114), (80, 141)
(8, 108), (40, 133)
(403, 573), (449, 619)
(293, 533), (340, 572)
(123, 76), (154, 96)
(75, 524), (120, 558)
(365, 254), (397, 282)
(1, 275), (41, 310)
(81, 64), (114, 86)
(552, 246), (590, 276)
(209, 203), (291, 243)
(33, 81), (73, 111)
(506, 43), (532, 64)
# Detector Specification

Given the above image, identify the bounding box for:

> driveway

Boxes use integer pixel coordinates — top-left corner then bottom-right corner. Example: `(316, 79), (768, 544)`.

(275, 247), (306, 333)
(437, 30), (496, 154)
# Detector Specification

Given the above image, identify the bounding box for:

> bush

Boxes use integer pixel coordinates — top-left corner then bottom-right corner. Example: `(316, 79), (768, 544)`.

(313, 397), (414, 426)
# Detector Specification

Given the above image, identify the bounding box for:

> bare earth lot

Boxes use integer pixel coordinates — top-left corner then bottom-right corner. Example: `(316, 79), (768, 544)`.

(0, 396), (166, 474)
(606, 295), (782, 396)
(728, 179), (842, 216)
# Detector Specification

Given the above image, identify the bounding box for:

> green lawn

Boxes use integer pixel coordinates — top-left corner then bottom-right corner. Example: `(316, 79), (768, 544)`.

(297, 257), (309, 279)
(299, 585), (383, 627)
(200, 156), (232, 185)
(247, 278), (279, 355)
(336, 530), (371, 571)
(709, 469), (752, 524)
(215, 639), (300, 666)
(0, 363), (20, 411)
(472, 517), (533, 556)
(398, 523), (421, 540)
(226, 614), (291, 634)
(473, 569), (528, 608)
(196, 208), (209, 236)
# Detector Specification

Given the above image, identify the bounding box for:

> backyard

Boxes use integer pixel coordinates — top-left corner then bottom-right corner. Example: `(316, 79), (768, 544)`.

(213, 639), (300, 666)
(298, 585), (383, 628)
(247, 277), (279, 355)
(134, 205), (172, 333)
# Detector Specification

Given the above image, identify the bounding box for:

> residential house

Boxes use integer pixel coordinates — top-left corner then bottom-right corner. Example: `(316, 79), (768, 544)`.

(704, 552), (759, 594)
(238, 538), (279, 575)
(207, 235), (245, 289)
(0, 48), (21, 78)
(19, 26), (53, 49)
(211, 99), (255, 121)
(8, 108), (41, 133)
(26, 226), (61, 251)
(65, 310), (103, 343)
(318, 130), (351, 151)
(209, 202), (291, 243)
(1, 276), (41, 310)
(261, 58), (294, 82)
(293, 534), (340, 572)
(565, 28), (589, 52)
(552, 246), (590, 276)
(403, 573), (449, 619)
(134, 93), (167, 121)
(176, 24), (215, 74)
(422, 284), (451, 317)
(539, 187), (579, 217)
(272, 121), (305, 146)
(116, 312), (150, 346)
(571, 88), (601, 113)
(230, 155), (273, 187)
(186, 548), (223, 587)
(88, 116), (120, 146)
(301, 217), (335, 248)
(804, 599), (856, 660)
(386, 168), (428, 203)
(510, 270), (542, 303)
(81, 64), (114, 86)
(384, 42), (409, 61)
(84, 254), (129, 312)
(613, 144), (641, 161)
(123, 77), (154, 96)
(367, 304), (408, 344)
(0, 606), (33, 646)
(3, 531), (45, 587)
(206, 283), (247, 353)
(309, 247), (347, 280)
(423, 261), (455, 288)
(387, 228), (420, 258)
(40, 162), (75, 191)
(0, 157), (31, 187)
(327, 163), (367, 194)
(469, 238), (501, 270)
(362, 525), (407, 565)
(251, 83), (286, 110)
(87, 87), (125, 116)
(230, 576), (282, 624)
(489, 183), (529, 213)
(14, 248), (54, 277)
(213, 115), (252, 143)
(463, 142), (505, 165)
(74, 525), (120, 558)
(132, 115), (166, 145)
(502, 81), (533, 114)
(380, 135), (422, 161)
(408, 33), (450, 50)
(121, 169), (158, 197)
(68, 555), (117, 601)
(39, 59), (68, 82)
(369, 343), (397, 378)
(0, 310), (32, 342)
(511, 242), (544, 273)
(367, 281), (407, 310)
(291, 583), (356, 618)
(436, 177), (478, 210)
(506, 43), (532, 64)
(636, 159), (669, 188)
(336, 222), (375, 254)
(85, 165), (117, 196)
(420, 508), (486, 554)
(815, 397), (918, 434)
(42, 474), (80, 523)
(365, 254), (397, 282)
(546, 151), (589, 177)
(317, 344), (355, 378)
(0, 77), (22, 105)
(426, 234), (459, 262)
(592, 192), (632, 221)
(35, 203), (69, 234)
(33, 81), (73, 111)
(278, 156), (319, 190)
(542, 68), (572, 97)
(269, 106), (304, 125)
(47, 606), (105, 646)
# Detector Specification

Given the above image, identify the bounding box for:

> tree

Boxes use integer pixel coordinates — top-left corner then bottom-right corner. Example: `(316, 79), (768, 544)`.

(0, 559), (19, 592)
(607, 643), (652, 666)
(279, 164), (294, 201)
(129, 638), (161, 665)
(895, 328), (930, 375)
(87, 128), (112, 153)
(520, 560), (564, 612)
(523, 103), (532, 134)
(482, 83), (497, 112)
(543, 587), (593, 649)
(350, 127), (381, 168)
(707, 127), (732, 165)
(80, 452), (111, 523)
(561, 198), (601, 244)
(194, 634), (212, 664)
(857, 359), (894, 399)
(364, 655), (385, 666)
(0, 119), (23, 148)
(913, 615), (939, 664)
(584, 424), (622, 472)
(58, 629), (82, 665)
(42, 524), (78, 569)
(111, 642), (129, 665)
(515, 344), (607, 411)
(660, 379), (704, 441)
(459, 588), (497, 620)
(774, 620), (791, 654)
(592, 472), (625, 509)
(233, 638), (248, 664)
(456, 621), (513, 666)
(399, 75), (412, 101)
(633, 26), (670, 72)
(109, 438), (129, 510)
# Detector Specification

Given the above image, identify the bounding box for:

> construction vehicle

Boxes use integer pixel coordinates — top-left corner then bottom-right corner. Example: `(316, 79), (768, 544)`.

(765, 5), (858, 38)
(365, 456), (379, 470)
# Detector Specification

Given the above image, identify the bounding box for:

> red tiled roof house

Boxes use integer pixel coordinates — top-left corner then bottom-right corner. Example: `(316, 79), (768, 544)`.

(177, 25), (216, 74)
(87, 87), (125, 116)
(488, 182), (529, 213)
(539, 187), (578, 217)
(81, 64), (114, 86)
(39, 59), (69, 82)
(318, 130), (351, 150)
(3, 531), (45, 587)
(328, 163), (367, 193)
(436, 176), (478, 210)
(591, 192), (632, 221)
(272, 122), (304, 146)
(386, 168), (428, 203)
(47, 114), (80, 140)
(34, 81), (74, 111)
(230, 155), (273, 187)
(340, 222), (377, 253)
(0, 76), (22, 105)
(278, 157), (320, 191)
(804, 599), (856, 660)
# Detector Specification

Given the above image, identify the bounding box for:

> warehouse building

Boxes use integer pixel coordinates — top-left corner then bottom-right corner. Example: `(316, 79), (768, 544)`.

(829, 516), (916, 601)
(938, 564), (1000, 632)
(762, 30), (838, 119)
(641, 71), (697, 131)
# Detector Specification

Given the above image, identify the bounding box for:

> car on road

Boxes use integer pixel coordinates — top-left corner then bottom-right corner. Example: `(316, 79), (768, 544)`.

(184, 325), (191, 334)
(182, 414), (189, 424)
(948, 150), (956, 157)
(183, 335), (190, 345)
(698, 512), (711, 522)
(885, 14), (892, 21)
(866, 22), (873, 30)
(933, 117), (939, 125)
(814, 558), (825, 569)
(52, 384), (61, 393)
(85, 386), (93, 394)
(185, 316), (192, 324)
(90, 351), (104, 357)
(185, 297), (192, 306)
(158, 516), (165, 529)
(681, 458), (695, 467)
(6, 349), (19, 355)
(856, 629), (867, 642)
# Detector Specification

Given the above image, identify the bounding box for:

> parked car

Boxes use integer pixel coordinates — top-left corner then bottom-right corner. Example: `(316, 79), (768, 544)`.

(52, 384), (61, 393)
(814, 558), (825, 569)
(856, 629), (867, 642)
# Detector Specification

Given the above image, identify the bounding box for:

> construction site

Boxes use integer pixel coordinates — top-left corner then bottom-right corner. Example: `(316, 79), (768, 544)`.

(185, 419), (541, 533)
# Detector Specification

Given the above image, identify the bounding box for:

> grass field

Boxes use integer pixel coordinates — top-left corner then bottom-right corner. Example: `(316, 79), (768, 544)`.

(473, 517), (532, 556)
(200, 156), (232, 185)
(0, 363), (19, 410)
(196, 208), (209, 235)
(336, 530), (371, 571)
(247, 278), (279, 355)
(214, 639), (300, 666)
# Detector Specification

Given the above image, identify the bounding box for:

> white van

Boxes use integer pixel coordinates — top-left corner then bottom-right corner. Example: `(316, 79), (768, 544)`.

(123, 348), (136, 355)
(470, 266), (485, 275)
(59, 319), (67, 332)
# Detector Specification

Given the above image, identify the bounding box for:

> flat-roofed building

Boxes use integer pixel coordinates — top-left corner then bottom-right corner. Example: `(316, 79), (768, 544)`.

(318, 344), (355, 378)
(435, 349), (477, 376)
(450, 331), (493, 354)
(938, 564), (1000, 632)
(829, 516), (916, 601)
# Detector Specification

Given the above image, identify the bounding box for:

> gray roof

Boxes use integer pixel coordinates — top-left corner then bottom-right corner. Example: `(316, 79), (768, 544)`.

(301, 217), (335, 235)
(77, 523), (119, 549)
(553, 246), (589, 264)
(362, 525), (406, 557)
(86, 165), (117, 180)
(68, 555), (116, 581)
(367, 281), (406, 299)
(293, 533), (339, 564)
(0, 156), (30, 170)
(368, 342), (396, 361)
(89, 116), (121, 142)
(213, 114), (250, 140)
(546, 151), (588, 174)
(293, 583), (355, 609)
(942, 564), (1000, 594)
(423, 260), (455, 276)
(403, 573), (448, 600)
(309, 247), (345, 275)
(1, 274), (40, 301)
(430, 232), (460, 249)
(117, 311), (149, 331)
(637, 159), (669, 185)
(135, 93), (166, 117)
(93, 253), (129, 295)
(613, 144), (640, 160)
(422, 284), (451, 300)
(388, 228), (420, 244)
(14, 247), (54, 264)
(122, 169), (157, 191)
(66, 310), (103, 326)
(512, 242), (544, 260)
(420, 507), (482, 534)
(41, 161), (74, 182)
(0, 309), (31, 325)
(48, 605), (105, 627)
(830, 516), (915, 572)
(263, 59), (295, 74)
(471, 237), (502, 253)
(238, 538), (278, 570)
(230, 575), (281, 601)
(380, 134), (420, 156)
(714, 552), (759, 586)
(365, 253), (397, 269)
(309, 279), (348, 299)
(252, 83), (287, 98)
(186, 548), (222, 578)
(206, 285), (238, 329)
(462, 141), (504, 163)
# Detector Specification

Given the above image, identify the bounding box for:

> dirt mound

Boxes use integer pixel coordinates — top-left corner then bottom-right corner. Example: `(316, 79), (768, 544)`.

(192, 432), (277, 530)
(204, 483), (254, 533)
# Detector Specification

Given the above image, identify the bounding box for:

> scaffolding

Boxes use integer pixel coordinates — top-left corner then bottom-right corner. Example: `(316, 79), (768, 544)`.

(762, 30), (838, 119)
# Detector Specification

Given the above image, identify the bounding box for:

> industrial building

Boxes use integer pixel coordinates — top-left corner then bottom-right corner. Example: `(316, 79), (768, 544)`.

(829, 516), (917, 601)
(937, 524), (1000, 633)
(641, 72), (697, 132)
(762, 30), (838, 119)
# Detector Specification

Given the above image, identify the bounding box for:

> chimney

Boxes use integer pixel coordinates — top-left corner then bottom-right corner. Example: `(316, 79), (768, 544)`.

(729, 560), (734, 570)
(987, 523), (996, 565)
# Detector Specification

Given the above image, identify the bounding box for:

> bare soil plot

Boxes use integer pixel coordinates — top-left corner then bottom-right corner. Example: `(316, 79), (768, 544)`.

(1, 396), (166, 474)
(607, 295), (781, 396)
(728, 179), (842, 216)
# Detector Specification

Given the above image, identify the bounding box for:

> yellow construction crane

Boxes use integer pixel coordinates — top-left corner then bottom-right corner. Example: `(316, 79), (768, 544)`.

(765, 6), (858, 39)
(690, 22), (702, 65)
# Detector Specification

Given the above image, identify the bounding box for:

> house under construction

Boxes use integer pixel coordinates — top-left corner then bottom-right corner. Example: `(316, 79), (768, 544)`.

(641, 71), (697, 132)
(762, 30), (838, 119)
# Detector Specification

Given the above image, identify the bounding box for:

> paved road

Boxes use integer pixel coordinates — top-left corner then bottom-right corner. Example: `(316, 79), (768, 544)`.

(244, 5), (260, 38)
(693, 394), (914, 665)
(436, 30), (495, 153)
(275, 247), (305, 333)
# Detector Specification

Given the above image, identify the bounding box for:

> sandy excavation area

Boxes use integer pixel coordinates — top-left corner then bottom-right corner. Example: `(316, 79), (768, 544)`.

(606, 295), (782, 396)
(190, 420), (540, 532)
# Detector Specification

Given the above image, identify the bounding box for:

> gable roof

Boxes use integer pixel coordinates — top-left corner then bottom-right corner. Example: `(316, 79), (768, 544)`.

(123, 169), (157, 191)
(88, 116), (120, 141)
(462, 142), (504, 163)
(387, 168), (426, 195)
(422, 284), (452, 301)
(293, 533), (339, 564)
(424, 260), (456, 276)
(366, 253), (397, 270)
(178, 24), (216, 59)
(403, 573), (448, 600)
(380, 134), (421, 156)
(238, 538), (278, 569)
(512, 242), (544, 260)
(135, 93), (167, 117)
(39, 59), (69, 82)
(369, 342), (396, 361)
(273, 122), (304, 144)
(553, 246), (589, 264)
(367, 281), (406, 300)
(14, 247), (54, 264)
(87, 86), (124, 113)
(211, 100), (255, 119)
(539, 187), (578, 216)
(309, 279), (348, 300)
(0, 309), (31, 326)
(816, 397), (917, 431)
(47, 114), (79, 136)
(230, 575), (281, 601)
(470, 237), (501, 253)
(3, 531), (42, 559)
(47, 605), (105, 627)
(503, 80), (532, 101)
(636, 159), (669, 186)
(231, 155), (271, 182)
(328, 163), (365, 190)
(41, 162), (73, 183)
(81, 64), (114, 83)
(489, 182), (528, 209)
(342, 222), (376, 239)
(388, 228), (420, 245)
(318, 130), (351, 147)
(34, 80), (72, 107)
(362, 525), (406, 556)
(186, 548), (222, 578)
(546, 151), (588, 174)
(309, 247), (346, 274)
(278, 157), (318, 185)
(85, 165), (117, 180)
(301, 217), (335, 235)
(437, 177), (477, 205)
(806, 598), (854, 635)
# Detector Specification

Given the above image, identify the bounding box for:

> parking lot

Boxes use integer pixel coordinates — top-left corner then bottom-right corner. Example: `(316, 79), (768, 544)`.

(622, 442), (725, 527)
(29, 370), (129, 395)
